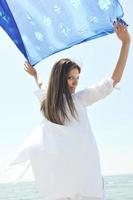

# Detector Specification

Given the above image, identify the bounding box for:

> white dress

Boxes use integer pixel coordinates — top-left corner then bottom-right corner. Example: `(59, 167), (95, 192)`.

(7, 77), (114, 200)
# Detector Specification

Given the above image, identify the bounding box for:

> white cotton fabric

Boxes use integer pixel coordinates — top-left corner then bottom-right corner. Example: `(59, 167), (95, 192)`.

(7, 77), (114, 200)
(50, 195), (104, 200)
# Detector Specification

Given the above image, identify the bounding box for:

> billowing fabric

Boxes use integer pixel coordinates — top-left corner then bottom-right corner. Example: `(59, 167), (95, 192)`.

(0, 0), (124, 65)
(7, 77), (114, 200)
(53, 196), (104, 200)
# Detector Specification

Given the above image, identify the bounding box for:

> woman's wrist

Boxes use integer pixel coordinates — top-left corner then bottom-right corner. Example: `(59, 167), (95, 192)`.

(33, 73), (37, 80)
(122, 40), (130, 45)
(34, 73), (43, 88)
(121, 37), (131, 46)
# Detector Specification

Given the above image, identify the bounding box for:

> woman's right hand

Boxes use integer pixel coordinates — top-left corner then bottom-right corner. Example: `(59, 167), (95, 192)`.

(24, 61), (44, 89)
(24, 61), (37, 77)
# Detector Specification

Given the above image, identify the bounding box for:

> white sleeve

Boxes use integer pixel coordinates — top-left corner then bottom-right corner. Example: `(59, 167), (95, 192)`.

(75, 77), (114, 107)
(34, 85), (47, 102)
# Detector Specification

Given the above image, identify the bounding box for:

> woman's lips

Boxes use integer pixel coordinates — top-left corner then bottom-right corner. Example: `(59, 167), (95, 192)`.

(70, 87), (76, 90)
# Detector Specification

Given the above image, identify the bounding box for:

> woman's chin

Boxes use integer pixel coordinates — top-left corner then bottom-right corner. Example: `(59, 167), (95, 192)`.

(70, 88), (76, 93)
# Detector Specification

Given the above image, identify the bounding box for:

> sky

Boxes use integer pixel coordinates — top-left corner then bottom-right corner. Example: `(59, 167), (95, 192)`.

(0, 0), (133, 183)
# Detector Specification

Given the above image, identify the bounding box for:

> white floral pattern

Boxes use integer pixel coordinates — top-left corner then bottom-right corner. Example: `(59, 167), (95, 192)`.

(99, 0), (111, 10)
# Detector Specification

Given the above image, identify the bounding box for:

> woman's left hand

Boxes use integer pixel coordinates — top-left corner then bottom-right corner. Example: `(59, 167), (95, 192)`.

(113, 20), (131, 45)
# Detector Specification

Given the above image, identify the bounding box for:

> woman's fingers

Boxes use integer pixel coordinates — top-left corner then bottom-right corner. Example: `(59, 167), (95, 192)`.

(114, 20), (127, 33)
(113, 21), (119, 33)
(24, 64), (30, 72)
(24, 61), (32, 68)
(24, 61), (32, 71)
(24, 61), (32, 73)
(24, 66), (29, 72)
(113, 19), (130, 44)
(24, 61), (37, 76)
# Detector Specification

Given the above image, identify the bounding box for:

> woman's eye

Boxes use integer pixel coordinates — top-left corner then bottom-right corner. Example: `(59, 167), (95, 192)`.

(68, 77), (79, 80)
(68, 77), (73, 80)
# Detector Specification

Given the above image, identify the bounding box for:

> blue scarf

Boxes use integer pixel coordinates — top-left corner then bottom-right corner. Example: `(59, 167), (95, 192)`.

(0, 0), (125, 65)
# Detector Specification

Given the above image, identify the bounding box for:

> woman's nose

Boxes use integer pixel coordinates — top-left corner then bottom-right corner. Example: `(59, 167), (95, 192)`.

(73, 79), (78, 85)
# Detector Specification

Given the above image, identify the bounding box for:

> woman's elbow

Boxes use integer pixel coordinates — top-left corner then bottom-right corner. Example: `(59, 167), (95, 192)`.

(112, 78), (120, 87)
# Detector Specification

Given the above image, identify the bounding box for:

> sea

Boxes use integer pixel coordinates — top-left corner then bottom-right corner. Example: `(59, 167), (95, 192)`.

(0, 174), (133, 200)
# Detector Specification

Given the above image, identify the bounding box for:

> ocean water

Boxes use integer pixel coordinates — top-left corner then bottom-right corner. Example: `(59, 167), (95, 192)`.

(0, 174), (133, 200)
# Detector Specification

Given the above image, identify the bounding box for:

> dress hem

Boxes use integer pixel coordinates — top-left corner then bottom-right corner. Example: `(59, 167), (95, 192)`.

(40, 193), (105, 200)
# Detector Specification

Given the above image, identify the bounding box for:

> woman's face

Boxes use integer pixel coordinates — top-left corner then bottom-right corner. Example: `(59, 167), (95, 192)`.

(67, 68), (80, 93)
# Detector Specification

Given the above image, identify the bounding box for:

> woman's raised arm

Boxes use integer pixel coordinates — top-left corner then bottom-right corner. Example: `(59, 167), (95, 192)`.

(111, 20), (131, 87)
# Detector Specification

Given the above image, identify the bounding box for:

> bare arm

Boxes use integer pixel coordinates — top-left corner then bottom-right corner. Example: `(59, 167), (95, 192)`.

(111, 20), (131, 87)
(24, 61), (44, 89)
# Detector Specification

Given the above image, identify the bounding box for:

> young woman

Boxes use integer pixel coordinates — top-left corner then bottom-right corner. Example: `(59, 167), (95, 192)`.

(24, 21), (130, 200)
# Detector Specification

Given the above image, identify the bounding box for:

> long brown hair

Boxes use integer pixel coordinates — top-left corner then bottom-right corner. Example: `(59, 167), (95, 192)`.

(40, 58), (81, 125)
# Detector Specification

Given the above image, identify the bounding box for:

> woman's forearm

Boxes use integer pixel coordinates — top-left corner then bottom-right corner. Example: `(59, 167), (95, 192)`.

(111, 41), (130, 87)
(34, 73), (44, 89)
